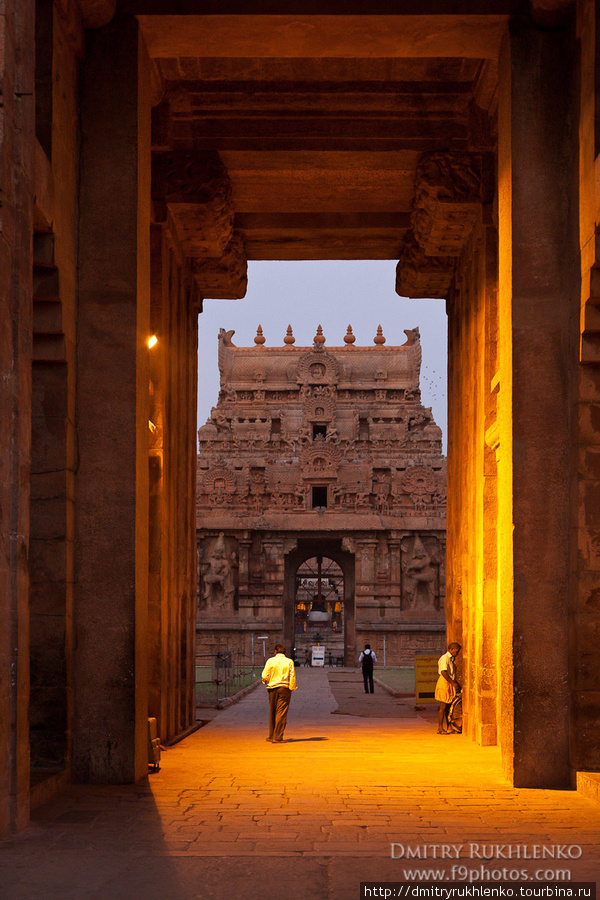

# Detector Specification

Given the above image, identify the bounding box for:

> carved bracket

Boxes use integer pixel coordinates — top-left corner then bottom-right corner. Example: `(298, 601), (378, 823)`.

(152, 150), (234, 258)
(193, 232), (248, 299)
(395, 233), (455, 300)
(396, 153), (482, 300)
(411, 152), (481, 257)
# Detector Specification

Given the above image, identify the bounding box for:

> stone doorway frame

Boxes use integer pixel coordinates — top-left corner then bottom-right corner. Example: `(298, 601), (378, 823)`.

(293, 554), (346, 664)
(283, 539), (355, 667)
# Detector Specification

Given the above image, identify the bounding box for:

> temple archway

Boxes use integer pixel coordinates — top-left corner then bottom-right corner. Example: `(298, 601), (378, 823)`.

(293, 555), (345, 665)
(284, 540), (355, 667)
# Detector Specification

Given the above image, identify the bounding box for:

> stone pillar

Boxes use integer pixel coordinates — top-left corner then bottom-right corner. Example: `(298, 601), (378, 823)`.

(147, 214), (200, 744)
(357, 539), (377, 586)
(572, 0), (600, 774)
(497, 17), (578, 786)
(447, 221), (498, 747)
(0, 0), (35, 836)
(74, 16), (152, 782)
(355, 539), (378, 634)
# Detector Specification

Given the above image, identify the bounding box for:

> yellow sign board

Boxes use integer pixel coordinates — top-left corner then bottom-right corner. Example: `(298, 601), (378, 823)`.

(415, 653), (439, 704)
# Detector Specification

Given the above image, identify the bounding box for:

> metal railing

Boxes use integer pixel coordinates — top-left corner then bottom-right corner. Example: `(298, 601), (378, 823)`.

(195, 651), (261, 706)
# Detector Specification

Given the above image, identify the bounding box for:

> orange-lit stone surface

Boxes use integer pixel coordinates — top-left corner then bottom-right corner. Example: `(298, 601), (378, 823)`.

(0, 670), (598, 899)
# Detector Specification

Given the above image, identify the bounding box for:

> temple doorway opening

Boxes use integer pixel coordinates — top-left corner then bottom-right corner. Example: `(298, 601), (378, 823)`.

(294, 555), (345, 665)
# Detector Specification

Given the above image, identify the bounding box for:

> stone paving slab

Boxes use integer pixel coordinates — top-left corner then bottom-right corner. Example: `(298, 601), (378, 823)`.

(327, 670), (419, 717)
(1, 668), (599, 898)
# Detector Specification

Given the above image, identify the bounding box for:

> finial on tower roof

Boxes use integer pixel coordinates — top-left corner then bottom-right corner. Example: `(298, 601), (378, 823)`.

(344, 325), (356, 345)
(284, 324), (295, 345)
(374, 325), (386, 345)
(313, 325), (326, 347)
(254, 325), (266, 346)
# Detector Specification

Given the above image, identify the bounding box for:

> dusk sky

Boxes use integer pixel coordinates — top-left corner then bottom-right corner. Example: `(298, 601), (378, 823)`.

(197, 260), (448, 451)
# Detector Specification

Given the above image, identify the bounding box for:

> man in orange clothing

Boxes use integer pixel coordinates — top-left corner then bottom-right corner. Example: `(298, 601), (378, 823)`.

(262, 644), (297, 743)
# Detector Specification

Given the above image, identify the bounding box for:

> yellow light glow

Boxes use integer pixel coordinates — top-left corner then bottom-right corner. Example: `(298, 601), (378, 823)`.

(148, 335), (158, 349)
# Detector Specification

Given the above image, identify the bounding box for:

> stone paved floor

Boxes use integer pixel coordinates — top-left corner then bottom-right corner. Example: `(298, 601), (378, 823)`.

(1, 668), (599, 899)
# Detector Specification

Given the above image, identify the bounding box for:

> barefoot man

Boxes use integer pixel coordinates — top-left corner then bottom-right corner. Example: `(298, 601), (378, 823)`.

(435, 642), (461, 734)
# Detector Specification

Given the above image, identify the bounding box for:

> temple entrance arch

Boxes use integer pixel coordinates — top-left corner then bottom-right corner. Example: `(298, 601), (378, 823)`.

(284, 540), (355, 667)
(294, 555), (345, 665)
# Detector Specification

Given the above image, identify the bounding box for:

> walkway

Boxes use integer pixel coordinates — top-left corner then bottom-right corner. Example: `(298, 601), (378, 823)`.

(1, 669), (599, 899)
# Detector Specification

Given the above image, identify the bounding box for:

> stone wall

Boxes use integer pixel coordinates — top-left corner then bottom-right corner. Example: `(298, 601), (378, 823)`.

(195, 529), (446, 668)
(29, 4), (81, 800)
(0, 0), (35, 840)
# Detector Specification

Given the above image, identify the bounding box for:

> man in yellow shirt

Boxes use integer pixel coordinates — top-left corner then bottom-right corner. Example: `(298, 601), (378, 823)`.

(261, 644), (297, 743)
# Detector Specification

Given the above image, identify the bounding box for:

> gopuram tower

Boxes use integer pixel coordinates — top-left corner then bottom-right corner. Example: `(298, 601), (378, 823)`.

(196, 325), (446, 666)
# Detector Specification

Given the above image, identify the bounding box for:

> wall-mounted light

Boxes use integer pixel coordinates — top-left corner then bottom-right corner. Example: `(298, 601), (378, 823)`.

(148, 335), (158, 349)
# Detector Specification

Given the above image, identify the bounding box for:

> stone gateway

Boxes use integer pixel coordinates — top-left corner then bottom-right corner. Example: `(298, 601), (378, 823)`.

(2, 0), (599, 839)
(196, 325), (446, 666)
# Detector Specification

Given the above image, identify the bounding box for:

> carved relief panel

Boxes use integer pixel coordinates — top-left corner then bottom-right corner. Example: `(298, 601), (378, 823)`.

(198, 532), (239, 612)
(297, 349), (340, 386)
(200, 464), (238, 507)
(401, 466), (438, 509)
(400, 534), (442, 611)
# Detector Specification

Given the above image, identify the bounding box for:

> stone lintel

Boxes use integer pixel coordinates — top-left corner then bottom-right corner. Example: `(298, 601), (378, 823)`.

(137, 15), (508, 61)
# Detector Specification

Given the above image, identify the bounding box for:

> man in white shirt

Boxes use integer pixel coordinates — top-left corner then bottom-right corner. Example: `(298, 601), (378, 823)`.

(358, 644), (377, 693)
(261, 644), (297, 743)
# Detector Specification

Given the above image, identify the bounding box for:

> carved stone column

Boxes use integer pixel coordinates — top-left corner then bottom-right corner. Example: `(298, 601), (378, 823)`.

(0, 0), (35, 836)
(355, 539), (378, 623)
(75, 16), (152, 783)
(497, 16), (578, 786)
